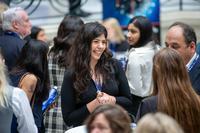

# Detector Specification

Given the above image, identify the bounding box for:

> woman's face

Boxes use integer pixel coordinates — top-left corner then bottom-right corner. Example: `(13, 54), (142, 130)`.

(90, 34), (107, 64)
(90, 113), (112, 133)
(37, 30), (47, 42)
(127, 23), (140, 46)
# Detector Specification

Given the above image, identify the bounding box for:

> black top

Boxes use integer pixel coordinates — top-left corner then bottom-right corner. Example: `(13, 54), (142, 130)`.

(61, 59), (133, 127)
(135, 96), (157, 123)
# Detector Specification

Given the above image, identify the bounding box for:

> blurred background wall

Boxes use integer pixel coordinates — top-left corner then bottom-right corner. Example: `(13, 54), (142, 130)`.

(2, 0), (200, 45)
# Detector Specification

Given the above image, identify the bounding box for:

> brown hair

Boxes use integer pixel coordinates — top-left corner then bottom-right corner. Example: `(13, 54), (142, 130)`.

(152, 47), (200, 133)
(69, 22), (112, 96)
(85, 104), (132, 133)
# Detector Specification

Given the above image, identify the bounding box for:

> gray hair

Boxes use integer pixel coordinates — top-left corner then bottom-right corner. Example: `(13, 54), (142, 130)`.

(2, 7), (24, 31)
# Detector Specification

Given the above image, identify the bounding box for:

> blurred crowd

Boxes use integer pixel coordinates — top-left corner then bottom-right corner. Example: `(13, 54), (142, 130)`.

(0, 2), (200, 133)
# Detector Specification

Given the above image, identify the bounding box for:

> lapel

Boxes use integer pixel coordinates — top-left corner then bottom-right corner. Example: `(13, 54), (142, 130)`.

(189, 56), (200, 82)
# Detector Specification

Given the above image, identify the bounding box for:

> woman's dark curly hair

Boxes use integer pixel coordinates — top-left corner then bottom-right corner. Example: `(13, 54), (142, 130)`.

(49, 15), (84, 68)
(68, 22), (112, 95)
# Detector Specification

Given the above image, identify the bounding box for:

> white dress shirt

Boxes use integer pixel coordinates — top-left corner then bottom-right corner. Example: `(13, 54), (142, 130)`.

(186, 52), (198, 71)
(12, 87), (38, 133)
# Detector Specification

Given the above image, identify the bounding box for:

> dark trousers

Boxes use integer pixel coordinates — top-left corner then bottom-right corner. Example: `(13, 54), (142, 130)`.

(38, 123), (45, 133)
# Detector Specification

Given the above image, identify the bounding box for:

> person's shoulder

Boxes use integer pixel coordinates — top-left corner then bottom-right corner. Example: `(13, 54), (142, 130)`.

(0, 34), (25, 47)
(109, 58), (118, 64)
(24, 73), (38, 82)
(11, 86), (28, 106)
(191, 54), (200, 71)
(197, 54), (200, 63)
(196, 43), (200, 54)
(196, 56), (200, 70)
(108, 58), (121, 68)
(142, 96), (157, 104)
(135, 96), (157, 122)
(12, 86), (26, 97)
(141, 96), (157, 111)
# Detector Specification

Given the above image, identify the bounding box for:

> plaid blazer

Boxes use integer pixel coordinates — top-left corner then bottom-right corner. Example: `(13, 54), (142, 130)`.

(44, 51), (68, 133)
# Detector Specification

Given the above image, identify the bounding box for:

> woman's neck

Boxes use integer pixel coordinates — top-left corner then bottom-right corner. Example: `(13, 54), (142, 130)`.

(90, 59), (97, 73)
(90, 59), (101, 83)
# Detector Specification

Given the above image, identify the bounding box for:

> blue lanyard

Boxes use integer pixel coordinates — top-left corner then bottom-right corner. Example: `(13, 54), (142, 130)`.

(94, 80), (102, 93)
(188, 54), (199, 72)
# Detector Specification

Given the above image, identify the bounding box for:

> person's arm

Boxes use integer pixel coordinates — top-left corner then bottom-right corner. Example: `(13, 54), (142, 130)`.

(19, 74), (37, 101)
(12, 87), (38, 133)
(61, 70), (101, 127)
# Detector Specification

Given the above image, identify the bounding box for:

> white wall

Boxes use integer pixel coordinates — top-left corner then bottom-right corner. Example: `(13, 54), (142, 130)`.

(160, 0), (200, 46)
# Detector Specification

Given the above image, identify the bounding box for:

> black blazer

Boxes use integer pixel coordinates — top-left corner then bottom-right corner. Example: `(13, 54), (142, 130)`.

(61, 59), (133, 127)
(188, 54), (200, 95)
(135, 96), (157, 123)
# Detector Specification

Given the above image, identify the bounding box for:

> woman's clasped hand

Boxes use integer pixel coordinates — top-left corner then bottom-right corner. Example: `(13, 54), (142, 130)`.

(96, 92), (116, 105)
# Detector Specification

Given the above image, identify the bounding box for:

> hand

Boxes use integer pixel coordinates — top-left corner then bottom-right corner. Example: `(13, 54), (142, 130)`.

(44, 102), (57, 113)
(97, 91), (103, 97)
(97, 92), (116, 105)
(87, 98), (102, 113)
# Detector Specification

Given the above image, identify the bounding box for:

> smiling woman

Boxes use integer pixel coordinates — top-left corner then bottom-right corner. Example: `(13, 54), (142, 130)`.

(90, 34), (107, 67)
(61, 22), (133, 128)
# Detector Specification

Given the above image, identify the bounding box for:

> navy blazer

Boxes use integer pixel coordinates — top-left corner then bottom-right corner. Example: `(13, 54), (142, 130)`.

(135, 96), (157, 123)
(0, 32), (25, 70)
(188, 54), (200, 95)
